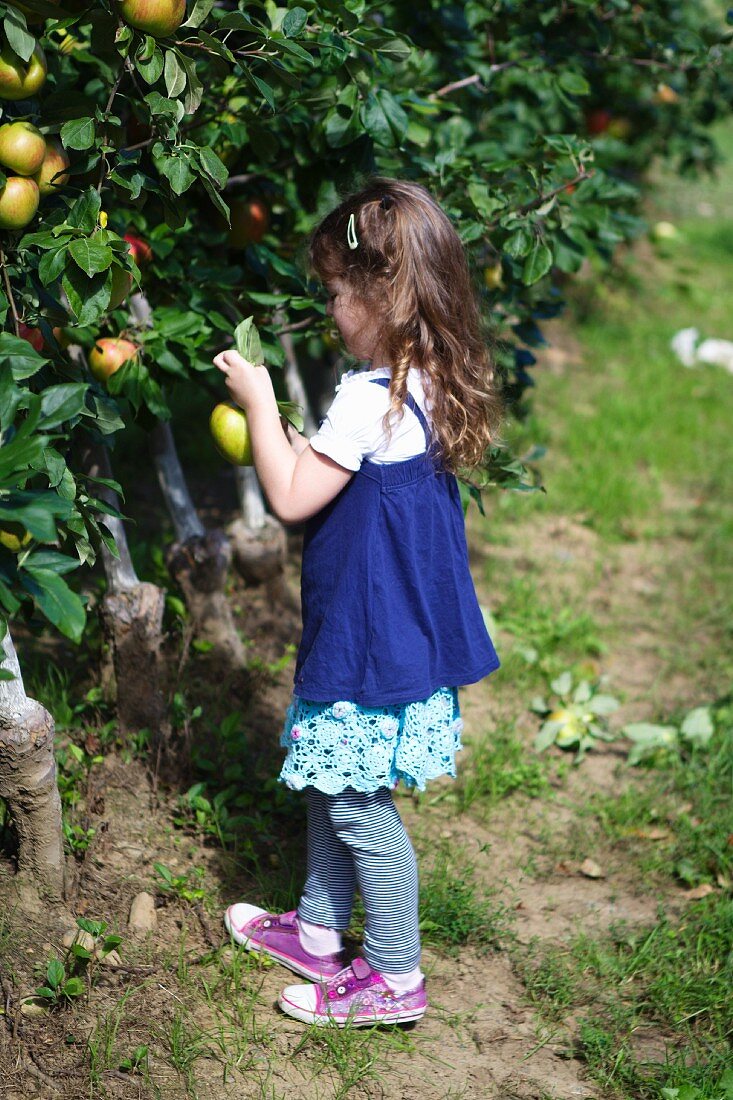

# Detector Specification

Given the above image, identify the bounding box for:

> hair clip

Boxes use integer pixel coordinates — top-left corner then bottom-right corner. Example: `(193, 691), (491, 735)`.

(347, 212), (359, 250)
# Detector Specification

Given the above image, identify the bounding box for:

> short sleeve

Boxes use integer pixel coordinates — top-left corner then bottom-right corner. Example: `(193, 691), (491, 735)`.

(310, 379), (389, 472)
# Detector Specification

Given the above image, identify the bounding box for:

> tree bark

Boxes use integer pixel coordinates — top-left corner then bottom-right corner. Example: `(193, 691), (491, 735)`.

(0, 630), (64, 899)
(228, 467), (287, 584)
(78, 440), (167, 743)
(149, 420), (247, 668)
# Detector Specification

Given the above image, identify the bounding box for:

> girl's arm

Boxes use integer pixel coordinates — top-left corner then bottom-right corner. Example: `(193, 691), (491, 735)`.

(214, 349), (352, 524)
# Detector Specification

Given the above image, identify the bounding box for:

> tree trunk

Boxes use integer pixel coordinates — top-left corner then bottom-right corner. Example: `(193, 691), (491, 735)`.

(149, 420), (247, 668)
(0, 629), (64, 899)
(228, 467), (287, 584)
(78, 440), (168, 743)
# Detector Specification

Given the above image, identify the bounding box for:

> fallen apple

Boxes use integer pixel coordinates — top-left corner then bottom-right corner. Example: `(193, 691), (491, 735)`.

(118, 0), (187, 38)
(651, 221), (679, 242)
(0, 175), (39, 229)
(0, 121), (46, 175)
(209, 402), (253, 465)
(33, 138), (70, 195)
(88, 337), (139, 383)
(0, 42), (47, 101)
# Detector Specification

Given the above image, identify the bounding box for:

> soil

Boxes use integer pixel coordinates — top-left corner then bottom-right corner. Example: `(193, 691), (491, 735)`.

(0, 333), (715, 1100)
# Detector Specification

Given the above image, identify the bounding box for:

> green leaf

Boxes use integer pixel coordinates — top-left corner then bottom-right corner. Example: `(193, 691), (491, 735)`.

(4, 10), (35, 62)
(154, 152), (195, 195)
(0, 333), (47, 380)
(550, 671), (573, 697)
(234, 317), (264, 365)
(46, 958), (65, 990)
(39, 383), (88, 429)
(183, 0), (215, 28)
(136, 47), (164, 85)
(361, 89), (408, 147)
(522, 242), (553, 285)
(680, 706), (714, 746)
(38, 246), (68, 287)
(277, 400), (304, 433)
(61, 977), (84, 998)
(66, 189), (102, 234)
(21, 567), (86, 643)
(283, 6), (307, 36)
(197, 146), (228, 189)
(68, 238), (113, 278)
(62, 267), (110, 326)
(558, 71), (591, 96)
(587, 694), (620, 716)
(60, 117), (96, 151)
(179, 54), (203, 114)
(164, 49), (186, 98)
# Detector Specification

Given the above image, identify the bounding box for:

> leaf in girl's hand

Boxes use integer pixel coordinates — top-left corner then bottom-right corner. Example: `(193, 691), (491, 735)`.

(277, 400), (304, 433)
(234, 316), (264, 366)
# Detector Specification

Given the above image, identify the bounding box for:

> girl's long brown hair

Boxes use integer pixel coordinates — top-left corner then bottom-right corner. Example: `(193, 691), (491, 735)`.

(309, 178), (504, 472)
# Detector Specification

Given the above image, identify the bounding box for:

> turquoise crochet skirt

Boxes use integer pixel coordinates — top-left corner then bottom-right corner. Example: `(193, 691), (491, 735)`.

(279, 687), (463, 795)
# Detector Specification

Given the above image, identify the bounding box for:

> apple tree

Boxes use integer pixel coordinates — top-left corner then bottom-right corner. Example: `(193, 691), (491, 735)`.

(0, 0), (730, 894)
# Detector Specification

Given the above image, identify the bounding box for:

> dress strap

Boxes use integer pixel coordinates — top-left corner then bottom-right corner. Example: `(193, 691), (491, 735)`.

(369, 377), (431, 445)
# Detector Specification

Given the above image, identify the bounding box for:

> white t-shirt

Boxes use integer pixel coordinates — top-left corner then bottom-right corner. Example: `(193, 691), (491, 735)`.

(310, 366), (431, 471)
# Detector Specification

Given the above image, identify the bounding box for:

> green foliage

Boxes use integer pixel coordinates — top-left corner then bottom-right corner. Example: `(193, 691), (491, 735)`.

(418, 843), (514, 951)
(0, 0), (729, 644)
(153, 861), (207, 903)
(32, 917), (122, 1009)
(532, 670), (620, 762)
(623, 706), (715, 766)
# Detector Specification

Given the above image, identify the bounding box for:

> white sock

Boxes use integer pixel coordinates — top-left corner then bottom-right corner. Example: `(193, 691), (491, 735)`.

(380, 966), (424, 994)
(297, 917), (342, 957)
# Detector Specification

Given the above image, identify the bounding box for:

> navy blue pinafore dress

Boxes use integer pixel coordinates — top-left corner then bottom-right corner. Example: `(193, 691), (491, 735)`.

(279, 377), (500, 794)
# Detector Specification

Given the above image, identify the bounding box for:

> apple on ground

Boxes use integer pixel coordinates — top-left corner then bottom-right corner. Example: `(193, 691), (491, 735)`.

(88, 337), (139, 383)
(650, 221), (679, 242)
(124, 232), (153, 265)
(209, 402), (253, 466)
(0, 176), (39, 229)
(0, 121), (46, 175)
(33, 139), (70, 195)
(0, 42), (47, 101)
(118, 0), (187, 38)
(228, 198), (269, 248)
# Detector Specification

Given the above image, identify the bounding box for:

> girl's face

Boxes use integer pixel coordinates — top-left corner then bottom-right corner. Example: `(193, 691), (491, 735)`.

(325, 277), (382, 361)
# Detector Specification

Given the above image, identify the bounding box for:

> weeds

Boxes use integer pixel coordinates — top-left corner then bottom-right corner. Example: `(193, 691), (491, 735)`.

(419, 843), (514, 951)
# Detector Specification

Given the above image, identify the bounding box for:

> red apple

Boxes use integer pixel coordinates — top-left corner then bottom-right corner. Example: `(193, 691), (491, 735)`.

(124, 232), (153, 265)
(228, 198), (269, 248)
(88, 337), (139, 383)
(0, 176), (39, 229)
(33, 138), (70, 195)
(0, 121), (46, 175)
(118, 0), (187, 38)
(19, 322), (44, 351)
(0, 42), (47, 101)
(585, 108), (612, 136)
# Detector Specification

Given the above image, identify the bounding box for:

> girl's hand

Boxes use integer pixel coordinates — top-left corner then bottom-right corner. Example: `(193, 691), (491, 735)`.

(213, 348), (275, 412)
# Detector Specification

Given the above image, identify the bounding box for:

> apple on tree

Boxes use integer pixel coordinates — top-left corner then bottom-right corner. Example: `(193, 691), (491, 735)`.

(0, 176), (39, 229)
(88, 337), (139, 384)
(228, 198), (269, 248)
(19, 322), (43, 351)
(124, 232), (153, 265)
(0, 42), (47, 101)
(33, 138), (70, 195)
(118, 0), (187, 38)
(0, 121), (46, 175)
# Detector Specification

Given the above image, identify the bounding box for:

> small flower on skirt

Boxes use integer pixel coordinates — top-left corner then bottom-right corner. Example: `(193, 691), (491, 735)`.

(331, 701), (355, 719)
(290, 725), (302, 741)
(340, 737), (348, 745)
(380, 717), (399, 740)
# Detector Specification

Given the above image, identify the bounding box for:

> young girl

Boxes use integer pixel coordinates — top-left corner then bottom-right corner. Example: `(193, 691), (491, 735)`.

(215, 178), (503, 1028)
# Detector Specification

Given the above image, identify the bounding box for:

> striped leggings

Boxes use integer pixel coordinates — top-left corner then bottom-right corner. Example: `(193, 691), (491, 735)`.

(297, 786), (420, 973)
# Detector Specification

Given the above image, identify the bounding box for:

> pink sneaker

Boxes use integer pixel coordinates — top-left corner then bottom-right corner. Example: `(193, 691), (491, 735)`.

(278, 957), (428, 1027)
(224, 904), (345, 982)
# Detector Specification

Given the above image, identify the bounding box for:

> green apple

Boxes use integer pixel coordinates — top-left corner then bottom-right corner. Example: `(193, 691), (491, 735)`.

(0, 526), (32, 552)
(0, 176), (39, 229)
(209, 402), (253, 465)
(650, 221), (679, 242)
(0, 42), (47, 101)
(88, 337), (139, 383)
(118, 0), (187, 38)
(0, 121), (46, 175)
